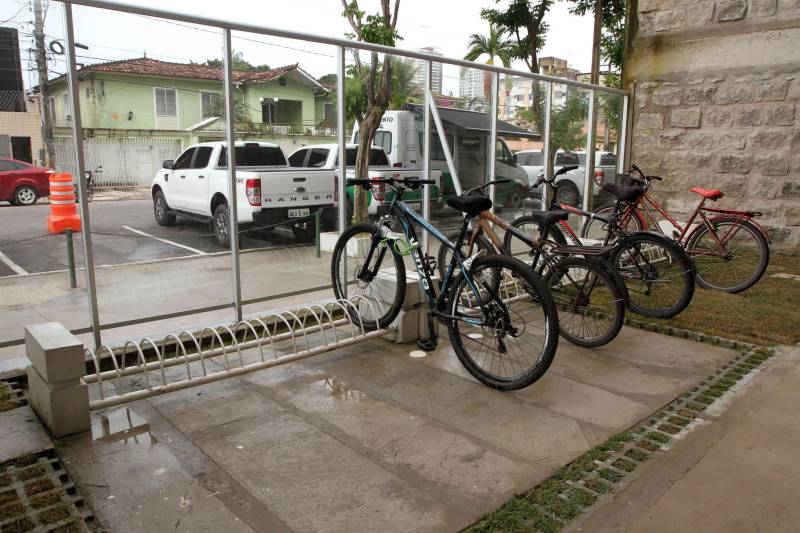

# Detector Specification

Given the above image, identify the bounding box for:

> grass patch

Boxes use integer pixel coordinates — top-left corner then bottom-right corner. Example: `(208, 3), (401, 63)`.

(23, 478), (54, 497)
(36, 503), (72, 525)
(16, 464), (46, 483)
(637, 439), (661, 452)
(30, 491), (63, 510)
(50, 520), (88, 533)
(611, 458), (637, 472)
(686, 401), (706, 411)
(1, 516), (35, 533)
(597, 468), (624, 483)
(625, 448), (650, 462)
(630, 253), (800, 345)
(647, 432), (670, 444)
(583, 478), (613, 494)
(657, 423), (681, 435)
(0, 501), (25, 520)
(466, 497), (562, 533)
(0, 490), (18, 506)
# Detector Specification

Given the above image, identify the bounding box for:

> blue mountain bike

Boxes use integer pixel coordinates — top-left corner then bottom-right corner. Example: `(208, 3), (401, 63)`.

(331, 178), (559, 391)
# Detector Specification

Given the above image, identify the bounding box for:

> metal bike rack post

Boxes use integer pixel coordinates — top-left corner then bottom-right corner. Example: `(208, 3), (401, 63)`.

(63, 3), (101, 349)
(582, 89), (597, 219)
(488, 72), (498, 212)
(222, 28), (243, 323)
(336, 46), (347, 297)
(428, 98), (461, 195)
(542, 81), (553, 211)
(618, 93), (631, 174)
(422, 60), (432, 253)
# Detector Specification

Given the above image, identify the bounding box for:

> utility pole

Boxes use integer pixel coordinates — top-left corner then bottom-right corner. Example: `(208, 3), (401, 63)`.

(33, 0), (55, 167)
(590, 0), (603, 85)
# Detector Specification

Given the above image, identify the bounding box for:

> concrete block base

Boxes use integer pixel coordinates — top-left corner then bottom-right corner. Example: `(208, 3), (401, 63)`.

(27, 366), (90, 438)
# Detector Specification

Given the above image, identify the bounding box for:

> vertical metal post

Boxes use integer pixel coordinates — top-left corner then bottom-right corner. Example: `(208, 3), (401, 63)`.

(422, 60), (432, 254)
(541, 81), (553, 211)
(314, 209), (321, 258)
(582, 90), (597, 217)
(618, 93), (630, 174)
(487, 72), (498, 213)
(63, 3), (101, 348)
(65, 229), (76, 289)
(222, 28), (242, 322)
(429, 100), (460, 195)
(336, 46), (347, 297)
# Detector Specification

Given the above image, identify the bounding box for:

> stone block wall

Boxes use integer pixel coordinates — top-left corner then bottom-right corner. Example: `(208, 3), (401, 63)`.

(625, 0), (800, 248)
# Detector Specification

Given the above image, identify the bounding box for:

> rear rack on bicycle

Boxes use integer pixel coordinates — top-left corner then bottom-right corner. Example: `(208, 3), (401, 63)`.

(550, 244), (616, 257)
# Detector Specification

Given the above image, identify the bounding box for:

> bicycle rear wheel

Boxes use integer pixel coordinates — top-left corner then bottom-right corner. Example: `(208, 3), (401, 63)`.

(446, 255), (559, 391)
(546, 256), (626, 347)
(580, 205), (643, 241)
(502, 215), (567, 274)
(686, 218), (769, 293)
(610, 232), (695, 319)
(331, 223), (406, 331)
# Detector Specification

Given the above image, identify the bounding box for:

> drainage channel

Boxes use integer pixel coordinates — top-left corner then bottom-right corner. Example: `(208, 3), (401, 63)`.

(82, 296), (391, 410)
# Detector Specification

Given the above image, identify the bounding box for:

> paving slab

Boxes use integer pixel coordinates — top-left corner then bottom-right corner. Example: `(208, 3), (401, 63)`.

(572, 345), (800, 533)
(54, 327), (736, 532)
(0, 405), (53, 462)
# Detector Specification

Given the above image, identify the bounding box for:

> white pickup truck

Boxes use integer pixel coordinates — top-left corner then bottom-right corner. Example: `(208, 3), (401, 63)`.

(287, 143), (442, 219)
(151, 141), (336, 246)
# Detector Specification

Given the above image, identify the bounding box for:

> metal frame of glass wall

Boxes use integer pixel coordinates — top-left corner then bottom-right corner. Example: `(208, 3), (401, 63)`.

(40, 0), (629, 350)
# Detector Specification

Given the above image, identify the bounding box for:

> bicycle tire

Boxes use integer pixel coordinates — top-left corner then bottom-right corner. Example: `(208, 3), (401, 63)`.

(686, 218), (769, 293)
(331, 223), (406, 331)
(446, 255), (559, 391)
(610, 232), (695, 319)
(580, 205), (644, 241)
(546, 256), (626, 347)
(502, 215), (568, 274)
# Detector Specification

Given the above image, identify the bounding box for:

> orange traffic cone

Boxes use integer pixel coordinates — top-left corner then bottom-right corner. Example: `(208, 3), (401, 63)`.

(47, 173), (81, 234)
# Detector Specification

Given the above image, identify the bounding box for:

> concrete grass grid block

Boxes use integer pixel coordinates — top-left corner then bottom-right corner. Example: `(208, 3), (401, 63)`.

(717, 0), (747, 21)
(27, 365), (90, 438)
(25, 322), (85, 384)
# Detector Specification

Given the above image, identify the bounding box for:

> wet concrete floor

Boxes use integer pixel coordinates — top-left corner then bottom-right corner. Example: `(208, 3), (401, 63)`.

(55, 328), (735, 532)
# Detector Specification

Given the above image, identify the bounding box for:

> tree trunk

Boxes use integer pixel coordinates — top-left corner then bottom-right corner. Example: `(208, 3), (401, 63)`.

(353, 107), (383, 223)
(591, 0), (603, 85)
(34, 0), (56, 167)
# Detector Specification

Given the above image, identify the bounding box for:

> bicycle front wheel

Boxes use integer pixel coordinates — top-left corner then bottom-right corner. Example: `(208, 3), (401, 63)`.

(580, 205), (643, 241)
(686, 218), (769, 293)
(610, 232), (695, 318)
(502, 215), (567, 274)
(331, 223), (406, 331)
(546, 256), (626, 347)
(446, 255), (559, 391)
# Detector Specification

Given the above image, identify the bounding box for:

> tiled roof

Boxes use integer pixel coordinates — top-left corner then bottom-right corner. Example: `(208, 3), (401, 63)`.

(80, 57), (300, 83)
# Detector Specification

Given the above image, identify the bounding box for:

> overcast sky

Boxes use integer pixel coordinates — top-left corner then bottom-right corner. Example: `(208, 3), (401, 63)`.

(3, 0), (594, 93)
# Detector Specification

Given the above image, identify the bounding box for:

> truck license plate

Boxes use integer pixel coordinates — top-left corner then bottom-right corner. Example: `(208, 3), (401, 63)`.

(288, 208), (310, 218)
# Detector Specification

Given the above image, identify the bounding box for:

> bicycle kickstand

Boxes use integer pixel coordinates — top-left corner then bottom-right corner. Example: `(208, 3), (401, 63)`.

(416, 311), (439, 352)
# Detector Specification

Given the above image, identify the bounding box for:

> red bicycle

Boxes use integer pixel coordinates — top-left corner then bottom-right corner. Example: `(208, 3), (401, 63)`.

(580, 165), (770, 293)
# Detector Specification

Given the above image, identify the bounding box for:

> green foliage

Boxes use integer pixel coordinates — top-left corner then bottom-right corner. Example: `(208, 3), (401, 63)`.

(342, 1), (401, 46)
(480, 0), (554, 72)
(201, 52), (269, 72)
(464, 24), (514, 67)
(568, 0), (627, 70)
(548, 90), (589, 158)
(338, 57), (417, 128)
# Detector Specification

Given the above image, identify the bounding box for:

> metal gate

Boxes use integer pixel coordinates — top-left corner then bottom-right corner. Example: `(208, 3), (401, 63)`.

(53, 136), (182, 188)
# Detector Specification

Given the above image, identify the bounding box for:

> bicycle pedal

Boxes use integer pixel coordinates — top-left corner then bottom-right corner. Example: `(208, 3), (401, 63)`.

(416, 338), (438, 352)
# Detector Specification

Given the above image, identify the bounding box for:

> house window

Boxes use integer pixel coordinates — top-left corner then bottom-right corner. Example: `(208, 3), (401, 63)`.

(323, 102), (334, 121)
(262, 101), (276, 124)
(48, 97), (56, 122)
(201, 92), (223, 118)
(155, 88), (177, 117)
(62, 93), (70, 120)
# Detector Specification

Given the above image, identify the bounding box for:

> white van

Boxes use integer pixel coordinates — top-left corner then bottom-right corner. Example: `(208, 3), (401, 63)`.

(352, 105), (535, 208)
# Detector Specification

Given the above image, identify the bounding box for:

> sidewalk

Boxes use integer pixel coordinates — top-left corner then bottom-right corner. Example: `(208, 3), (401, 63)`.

(571, 344), (800, 533)
(50, 328), (735, 533)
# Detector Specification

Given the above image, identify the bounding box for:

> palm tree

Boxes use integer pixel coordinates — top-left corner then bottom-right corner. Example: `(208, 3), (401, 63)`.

(464, 24), (514, 100)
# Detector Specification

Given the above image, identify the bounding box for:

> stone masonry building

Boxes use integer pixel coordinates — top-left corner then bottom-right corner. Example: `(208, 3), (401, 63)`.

(624, 0), (800, 249)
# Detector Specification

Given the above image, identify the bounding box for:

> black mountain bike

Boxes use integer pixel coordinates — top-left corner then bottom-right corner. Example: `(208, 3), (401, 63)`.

(331, 178), (559, 391)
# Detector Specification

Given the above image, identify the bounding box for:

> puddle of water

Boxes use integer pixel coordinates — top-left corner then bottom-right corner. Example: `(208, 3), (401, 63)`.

(319, 377), (367, 401)
(92, 407), (159, 445)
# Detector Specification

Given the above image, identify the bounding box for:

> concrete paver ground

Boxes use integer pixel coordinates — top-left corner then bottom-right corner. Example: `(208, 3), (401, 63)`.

(52, 328), (735, 533)
(570, 345), (800, 533)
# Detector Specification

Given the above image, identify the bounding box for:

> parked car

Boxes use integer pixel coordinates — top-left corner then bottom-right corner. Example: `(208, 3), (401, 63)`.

(151, 141), (336, 246)
(517, 150), (584, 207)
(575, 150), (618, 195)
(287, 143), (442, 218)
(0, 158), (53, 206)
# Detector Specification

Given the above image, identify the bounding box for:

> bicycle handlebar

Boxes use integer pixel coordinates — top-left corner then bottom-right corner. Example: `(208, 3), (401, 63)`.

(629, 164), (662, 181)
(464, 179), (512, 195)
(530, 165), (580, 189)
(346, 178), (436, 189)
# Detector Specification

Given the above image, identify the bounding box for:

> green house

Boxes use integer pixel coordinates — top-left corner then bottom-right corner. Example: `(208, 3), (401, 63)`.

(46, 57), (335, 185)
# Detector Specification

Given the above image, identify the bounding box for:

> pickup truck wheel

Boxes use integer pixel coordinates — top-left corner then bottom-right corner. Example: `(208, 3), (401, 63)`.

(153, 190), (176, 226)
(213, 204), (231, 248)
(554, 183), (580, 208)
(14, 186), (38, 206)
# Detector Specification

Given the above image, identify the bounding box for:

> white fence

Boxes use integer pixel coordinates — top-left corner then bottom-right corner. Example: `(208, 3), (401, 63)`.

(53, 136), (182, 188)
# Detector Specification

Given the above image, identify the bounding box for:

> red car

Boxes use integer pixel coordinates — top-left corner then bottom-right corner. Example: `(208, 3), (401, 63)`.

(0, 158), (53, 206)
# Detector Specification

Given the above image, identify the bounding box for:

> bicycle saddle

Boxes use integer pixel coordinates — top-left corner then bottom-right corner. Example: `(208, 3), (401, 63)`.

(689, 187), (724, 200)
(602, 183), (643, 202)
(446, 195), (492, 216)
(528, 208), (570, 226)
